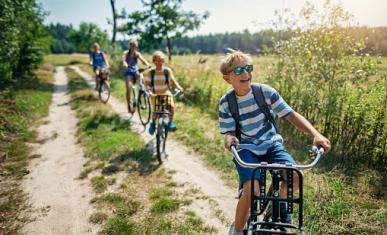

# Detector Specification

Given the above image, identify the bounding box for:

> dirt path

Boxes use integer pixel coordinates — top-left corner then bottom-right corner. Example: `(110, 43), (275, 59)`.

(22, 67), (98, 235)
(72, 66), (237, 233)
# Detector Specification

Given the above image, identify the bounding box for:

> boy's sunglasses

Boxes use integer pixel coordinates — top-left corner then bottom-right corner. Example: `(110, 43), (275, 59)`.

(233, 64), (253, 75)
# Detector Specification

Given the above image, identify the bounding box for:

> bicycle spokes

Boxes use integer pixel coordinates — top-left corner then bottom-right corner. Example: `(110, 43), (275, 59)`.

(138, 91), (151, 125)
(98, 80), (110, 104)
(156, 118), (168, 164)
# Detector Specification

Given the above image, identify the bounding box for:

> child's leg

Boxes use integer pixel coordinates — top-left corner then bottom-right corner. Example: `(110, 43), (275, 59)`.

(235, 180), (259, 231)
(267, 142), (298, 197)
(267, 142), (297, 223)
(150, 96), (157, 122)
(232, 149), (261, 232)
(95, 68), (100, 89)
(168, 104), (174, 122)
(125, 78), (133, 108)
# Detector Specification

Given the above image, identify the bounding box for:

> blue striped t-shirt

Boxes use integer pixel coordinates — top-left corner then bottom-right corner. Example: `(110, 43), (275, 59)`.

(218, 83), (294, 155)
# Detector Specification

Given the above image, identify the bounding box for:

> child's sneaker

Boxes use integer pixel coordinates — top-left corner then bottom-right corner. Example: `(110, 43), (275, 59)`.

(149, 122), (155, 135)
(168, 122), (176, 131)
(280, 202), (293, 224)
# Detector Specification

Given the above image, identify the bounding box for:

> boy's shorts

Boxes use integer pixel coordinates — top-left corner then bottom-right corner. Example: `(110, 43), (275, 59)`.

(232, 141), (296, 187)
(124, 70), (138, 81)
(150, 95), (174, 112)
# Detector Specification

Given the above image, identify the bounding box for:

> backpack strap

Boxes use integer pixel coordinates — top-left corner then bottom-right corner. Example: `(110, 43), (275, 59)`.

(225, 90), (241, 140)
(163, 68), (169, 84)
(251, 84), (278, 133)
(150, 69), (156, 93)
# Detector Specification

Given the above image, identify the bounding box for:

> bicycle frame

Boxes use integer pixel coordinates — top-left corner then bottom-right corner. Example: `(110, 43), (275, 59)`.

(231, 145), (324, 234)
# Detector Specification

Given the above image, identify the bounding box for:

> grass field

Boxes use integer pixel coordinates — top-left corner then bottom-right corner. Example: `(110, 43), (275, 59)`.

(57, 54), (386, 234)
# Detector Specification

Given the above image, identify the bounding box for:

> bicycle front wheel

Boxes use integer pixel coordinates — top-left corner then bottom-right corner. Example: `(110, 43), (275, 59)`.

(128, 86), (136, 113)
(156, 119), (168, 164)
(137, 90), (151, 125)
(99, 80), (110, 104)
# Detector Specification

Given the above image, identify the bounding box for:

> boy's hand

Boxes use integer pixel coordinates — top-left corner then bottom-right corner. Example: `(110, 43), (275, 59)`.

(313, 134), (331, 154)
(225, 133), (239, 150)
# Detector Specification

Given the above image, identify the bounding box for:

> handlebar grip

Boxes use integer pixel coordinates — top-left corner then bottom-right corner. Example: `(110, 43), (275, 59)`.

(230, 143), (237, 151)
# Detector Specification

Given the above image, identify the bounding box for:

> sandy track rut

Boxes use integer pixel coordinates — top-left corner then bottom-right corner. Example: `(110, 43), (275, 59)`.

(72, 66), (237, 233)
(22, 67), (98, 235)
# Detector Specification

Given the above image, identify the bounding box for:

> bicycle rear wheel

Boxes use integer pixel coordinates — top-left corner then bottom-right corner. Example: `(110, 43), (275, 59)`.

(137, 90), (151, 125)
(156, 119), (168, 164)
(99, 80), (110, 104)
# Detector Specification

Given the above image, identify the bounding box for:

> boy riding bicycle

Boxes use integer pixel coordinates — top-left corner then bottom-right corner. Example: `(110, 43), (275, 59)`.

(145, 51), (184, 135)
(122, 39), (151, 113)
(89, 43), (109, 90)
(218, 50), (331, 235)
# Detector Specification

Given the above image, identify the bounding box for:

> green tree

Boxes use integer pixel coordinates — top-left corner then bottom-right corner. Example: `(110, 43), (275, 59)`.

(0, 0), (50, 89)
(46, 23), (76, 53)
(122, 0), (209, 62)
(68, 22), (109, 53)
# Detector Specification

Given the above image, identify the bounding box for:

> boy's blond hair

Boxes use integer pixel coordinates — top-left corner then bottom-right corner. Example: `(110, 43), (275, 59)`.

(93, 42), (100, 49)
(220, 49), (252, 75)
(152, 50), (165, 62)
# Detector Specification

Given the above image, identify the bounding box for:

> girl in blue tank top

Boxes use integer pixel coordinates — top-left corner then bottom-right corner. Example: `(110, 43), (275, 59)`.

(89, 43), (109, 90)
(122, 39), (151, 113)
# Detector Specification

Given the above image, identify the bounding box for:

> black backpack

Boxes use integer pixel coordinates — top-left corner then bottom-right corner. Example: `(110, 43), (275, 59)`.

(150, 68), (169, 92)
(225, 84), (278, 140)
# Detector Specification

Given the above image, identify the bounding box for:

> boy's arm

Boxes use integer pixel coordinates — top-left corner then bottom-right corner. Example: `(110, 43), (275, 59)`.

(219, 98), (237, 150)
(89, 53), (93, 65)
(286, 112), (331, 153)
(169, 73), (184, 92)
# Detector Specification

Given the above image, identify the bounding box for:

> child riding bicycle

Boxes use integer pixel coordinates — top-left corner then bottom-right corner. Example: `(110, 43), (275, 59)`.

(218, 50), (331, 235)
(122, 39), (151, 113)
(145, 51), (184, 135)
(89, 42), (109, 90)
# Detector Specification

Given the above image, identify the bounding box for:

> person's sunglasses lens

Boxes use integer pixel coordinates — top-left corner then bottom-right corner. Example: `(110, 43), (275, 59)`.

(234, 67), (243, 75)
(245, 65), (253, 72)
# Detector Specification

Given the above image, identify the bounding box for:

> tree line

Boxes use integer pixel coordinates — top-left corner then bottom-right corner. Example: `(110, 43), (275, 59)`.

(46, 22), (387, 56)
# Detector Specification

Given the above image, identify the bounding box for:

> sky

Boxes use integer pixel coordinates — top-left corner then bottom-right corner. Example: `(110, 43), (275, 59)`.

(38, 0), (387, 38)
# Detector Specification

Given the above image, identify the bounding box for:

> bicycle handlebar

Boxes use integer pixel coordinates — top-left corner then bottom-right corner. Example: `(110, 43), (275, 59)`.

(147, 89), (181, 97)
(231, 144), (324, 170)
(138, 68), (148, 73)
